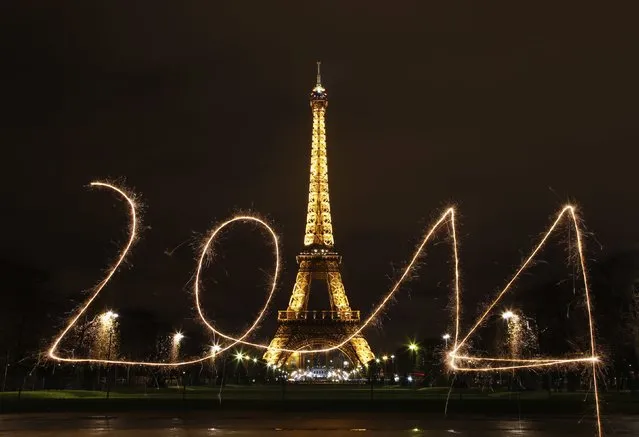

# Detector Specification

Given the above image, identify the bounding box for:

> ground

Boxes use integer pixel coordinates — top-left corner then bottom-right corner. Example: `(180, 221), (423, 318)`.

(1, 385), (638, 415)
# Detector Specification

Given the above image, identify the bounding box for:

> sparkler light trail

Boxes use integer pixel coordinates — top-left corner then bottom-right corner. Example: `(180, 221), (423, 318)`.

(47, 182), (602, 437)
(446, 205), (601, 437)
(47, 182), (281, 367)
(194, 208), (458, 355)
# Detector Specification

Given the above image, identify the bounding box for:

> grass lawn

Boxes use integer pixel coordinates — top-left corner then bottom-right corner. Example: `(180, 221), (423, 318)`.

(1, 385), (638, 414)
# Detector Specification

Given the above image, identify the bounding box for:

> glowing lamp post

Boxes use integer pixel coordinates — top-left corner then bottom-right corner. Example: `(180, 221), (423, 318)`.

(234, 351), (248, 384)
(100, 310), (119, 323)
(101, 311), (119, 361)
(99, 310), (118, 399)
(408, 343), (418, 364)
(172, 333), (185, 392)
(99, 310), (119, 360)
(209, 343), (221, 373)
(173, 332), (184, 345)
(209, 344), (222, 387)
(502, 310), (517, 321)
(408, 342), (419, 381)
(442, 333), (451, 349)
(210, 344), (221, 358)
(501, 310), (521, 358)
(170, 332), (184, 364)
(99, 311), (119, 350)
(380, 355), (389, 384)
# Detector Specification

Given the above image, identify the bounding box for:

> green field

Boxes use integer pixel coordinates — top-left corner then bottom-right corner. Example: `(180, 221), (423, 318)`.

(1, 385), (638, 415)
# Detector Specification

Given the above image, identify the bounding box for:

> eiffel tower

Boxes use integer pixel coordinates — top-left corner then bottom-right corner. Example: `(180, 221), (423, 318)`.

(263, 63), (375, 367)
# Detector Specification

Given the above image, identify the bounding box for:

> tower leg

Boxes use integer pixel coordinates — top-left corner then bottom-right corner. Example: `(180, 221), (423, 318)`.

(264, 324), (375, 368)
(349, 335), (375, 366)
(263, 325), (289, 365)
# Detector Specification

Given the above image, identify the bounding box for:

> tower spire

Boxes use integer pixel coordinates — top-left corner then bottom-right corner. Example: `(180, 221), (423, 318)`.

(305, 62), (332, 247)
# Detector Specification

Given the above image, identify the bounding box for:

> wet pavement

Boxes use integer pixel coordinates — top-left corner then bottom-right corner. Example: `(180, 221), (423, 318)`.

(0, 412), (635, 436)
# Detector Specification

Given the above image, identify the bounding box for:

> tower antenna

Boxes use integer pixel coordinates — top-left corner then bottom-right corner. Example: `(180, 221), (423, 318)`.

(316, 61), (322, 87)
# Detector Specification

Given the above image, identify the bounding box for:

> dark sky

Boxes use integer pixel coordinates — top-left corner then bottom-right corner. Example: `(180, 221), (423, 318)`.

(2, 3), (639, 355)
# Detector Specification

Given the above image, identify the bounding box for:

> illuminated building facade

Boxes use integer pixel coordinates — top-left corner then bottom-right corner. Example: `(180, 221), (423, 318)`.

(264, 63), (375, 367)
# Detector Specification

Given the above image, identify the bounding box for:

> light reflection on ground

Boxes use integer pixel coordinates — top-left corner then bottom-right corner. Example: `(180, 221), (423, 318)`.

(0, 413), (637, 436)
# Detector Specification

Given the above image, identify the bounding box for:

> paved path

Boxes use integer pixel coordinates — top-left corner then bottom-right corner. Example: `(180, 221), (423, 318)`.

(0, 412), (635, 436)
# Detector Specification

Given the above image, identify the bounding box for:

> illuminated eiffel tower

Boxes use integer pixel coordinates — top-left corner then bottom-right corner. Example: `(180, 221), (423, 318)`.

(264, 63), (375, 367)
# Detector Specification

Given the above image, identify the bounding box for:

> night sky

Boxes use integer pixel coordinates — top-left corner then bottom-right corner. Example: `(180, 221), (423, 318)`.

(2, 3), (639, 354)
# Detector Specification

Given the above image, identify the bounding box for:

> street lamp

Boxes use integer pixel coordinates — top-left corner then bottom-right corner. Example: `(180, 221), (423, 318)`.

(442, 333), (451, 348)
(100, 310), (119, 324)
(408, 343), (419, 374)
(170, 332), (185, 366)
(502, 310), (517, 321)
(209, 344), (221, 387)
(173, 332), (184, 345)
(233, 352), (247, 384)
(99, 311), (118, 399)
(381, 355), (389, 385)
(502, 310), (521, 357)
(98, 310), (119, 358)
